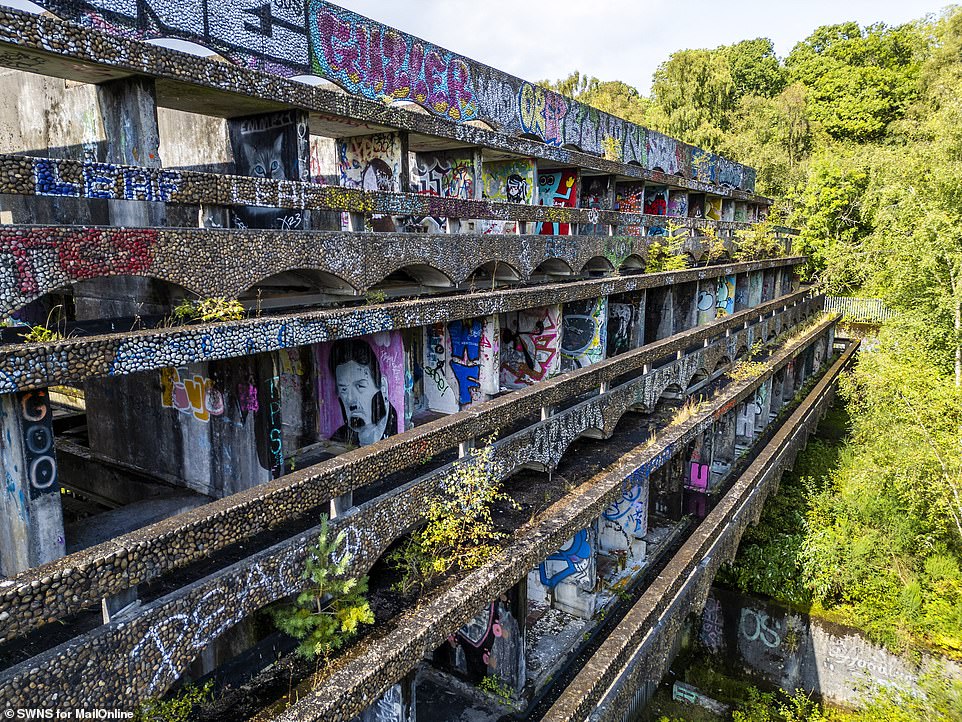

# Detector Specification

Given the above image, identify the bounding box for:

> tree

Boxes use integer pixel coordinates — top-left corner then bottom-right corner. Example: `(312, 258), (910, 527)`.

(785, 21), (929, 141)
(271, 516), (374, 660)
(726, 38), (786, 99)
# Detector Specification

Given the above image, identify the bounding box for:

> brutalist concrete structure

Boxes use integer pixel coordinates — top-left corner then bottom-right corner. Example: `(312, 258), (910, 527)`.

(0, 3), (841, 720)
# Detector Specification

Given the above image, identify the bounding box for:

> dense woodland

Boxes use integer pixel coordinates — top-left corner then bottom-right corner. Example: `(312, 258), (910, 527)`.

(545, 8), (962, 717)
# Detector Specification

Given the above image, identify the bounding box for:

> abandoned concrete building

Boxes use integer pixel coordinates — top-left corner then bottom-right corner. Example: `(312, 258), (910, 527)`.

(0, 2), (851, 720)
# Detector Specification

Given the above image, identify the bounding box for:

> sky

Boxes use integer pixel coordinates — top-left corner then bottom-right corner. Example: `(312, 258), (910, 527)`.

(2, 0), (943, 93)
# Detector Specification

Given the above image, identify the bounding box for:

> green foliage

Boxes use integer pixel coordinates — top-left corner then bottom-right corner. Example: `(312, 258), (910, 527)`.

(785, 21), (928, 141)
(732, 688), (827, 722)
(479, 673), (514, 702)
(23, 325), (63, 344)
(645, 233), (690, 274)
(172, 297), (245, 324)
(271, 515), (374, 660)
(134, 682), (213, 722)
(388, 443), (515, 594)
(364, 289), (387, 305)
(540, 71), (652, 126)
(733, 216), (787, 262)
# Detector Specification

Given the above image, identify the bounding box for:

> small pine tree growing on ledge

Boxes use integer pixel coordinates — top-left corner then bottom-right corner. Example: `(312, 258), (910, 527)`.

(271, 515), (374, 660)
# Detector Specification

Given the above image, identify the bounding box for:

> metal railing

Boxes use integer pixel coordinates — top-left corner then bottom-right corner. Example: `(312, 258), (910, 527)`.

(823, 296), (894, 323)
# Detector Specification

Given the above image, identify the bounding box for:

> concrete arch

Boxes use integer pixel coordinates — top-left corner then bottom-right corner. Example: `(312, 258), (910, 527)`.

(532, 258), (575, 277)
(238, 268), (357, 299)
(580, 256), (615, 276)
(618, 254), (646, 272)
(465, 260), (522, 285)
(370, 263), (454, 289)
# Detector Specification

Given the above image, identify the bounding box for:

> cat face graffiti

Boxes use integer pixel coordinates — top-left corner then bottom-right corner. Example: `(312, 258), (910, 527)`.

(243, 134), (286, 180)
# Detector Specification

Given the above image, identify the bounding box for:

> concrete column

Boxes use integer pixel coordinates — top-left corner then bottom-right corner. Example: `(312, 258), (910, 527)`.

(645, 286), (674, 343)
(335, 130), (410, 232)
(782, 361), (797, 403)
(711, 412), (737, 477)
(696, 279), (716, 326)
(734, 273), (751, 312)
(74, 76), (170, 318)
(226, 109), (312, 230)
(0, 389), (65, 575)
(354, 674), (416, 722)
(755, 379), (774, 430)
(673, 281), (698, 333)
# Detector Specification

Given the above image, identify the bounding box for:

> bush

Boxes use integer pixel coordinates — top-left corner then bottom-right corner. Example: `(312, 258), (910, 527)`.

(389, 443), (515, 594)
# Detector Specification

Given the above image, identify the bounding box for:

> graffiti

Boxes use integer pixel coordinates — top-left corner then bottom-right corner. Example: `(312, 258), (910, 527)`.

(687, 461), (710, 491)
(423, 323), (456, 413)
(647, 131), (679, 174)
(739, 607), (782, 649)
(229, 109), (308, 230)
(697, 288), (716, 325)
(561, 296), (607, 371)
(28, 1), (754, 191)
(706, 196), (723, 221)
(310, 3), (478, 121)
(129, 545), (303, 695)
(480, 158), (535, 234)
(700, 596), (724, 652)
(736, 401), (757, 439)
(407, 151), (476, 232)
(607, 302), (634, 356)
(448, 318), (483, 406)
(667, 190), (688, 217)
(442, 593), (523, 691)
(160, 367), (225, 423)
(716, 275), (735, 317)
(316, 331), (405, 446)
(614, 182), (645, 236)
(643, 186), (668, 216)
(17, 390), (57, 499)
(602, 482), (648, 537)
(237, 380), (260, 417)
(0, 227), (155, 297)
(539, 529), (594, 590)
(518, 82), (568, 146)
(338, 132), (403, 193)
(501, 305), (561, 388)
(535, 169), (578, 235)
(33, 157), (181, 201)
(579, 175), (612, 236)
(361, 684), (405, 722)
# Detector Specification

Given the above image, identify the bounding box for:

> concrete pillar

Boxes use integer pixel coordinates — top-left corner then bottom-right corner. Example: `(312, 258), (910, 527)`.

(336, 130), (410, 231)
(755, 379), (774, 429)
(528, 526), (598, 619)
(782, 361), (797, 403)
(747, 271), (764, 308)
(645, 286), (674, 343)
(696, 279), (716, 326)
(439, 582), (527, 694)
(711, 412), (737, 477)
(0, 389), (65, 575)
(73, 76), (171, 318)
(673, 281), (697, 333)
(226, 109), (312, 230)
(352, 674), (416, 722)
(734, 272), (751, 312)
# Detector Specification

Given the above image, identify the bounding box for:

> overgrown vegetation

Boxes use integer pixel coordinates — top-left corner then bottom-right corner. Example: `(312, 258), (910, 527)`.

(172, 297), (246, 324)
(134, 682), (213, 722)
(388, 442), (515, 595)
(544, 0), (962, 678)
(271, 515), (374, 660)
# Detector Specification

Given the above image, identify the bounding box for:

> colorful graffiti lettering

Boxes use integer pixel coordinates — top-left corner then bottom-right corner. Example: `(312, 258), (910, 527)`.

(501, 305), (561, 388)
(602, 483), (648, 537)
(310, 3), (478, 121)
(160, 367), (225, 423)
(33, 158), (181, 201)
(687, 461), (710, 491)
(518, 82), (569, 147)
(0, 227), (155, 297)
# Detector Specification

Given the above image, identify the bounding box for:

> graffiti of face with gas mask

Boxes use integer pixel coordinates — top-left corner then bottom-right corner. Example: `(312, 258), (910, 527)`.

(328, 339), (399, 446)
